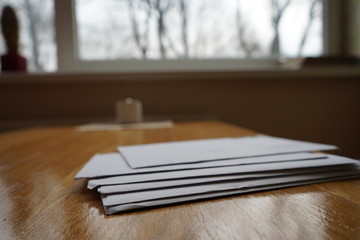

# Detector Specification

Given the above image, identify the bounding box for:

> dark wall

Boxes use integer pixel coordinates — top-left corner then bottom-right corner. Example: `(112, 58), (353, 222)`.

(1, 70), (359, 158)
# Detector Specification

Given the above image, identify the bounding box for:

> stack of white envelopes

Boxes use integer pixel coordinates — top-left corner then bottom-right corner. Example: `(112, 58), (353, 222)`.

(75, 135), (360, 215)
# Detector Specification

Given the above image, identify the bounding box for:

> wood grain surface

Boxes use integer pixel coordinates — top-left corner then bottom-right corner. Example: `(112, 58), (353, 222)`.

(0, 121), (359, 240)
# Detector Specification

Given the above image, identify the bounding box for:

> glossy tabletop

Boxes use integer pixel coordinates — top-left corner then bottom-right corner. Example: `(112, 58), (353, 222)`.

(0, 121), (359, 239)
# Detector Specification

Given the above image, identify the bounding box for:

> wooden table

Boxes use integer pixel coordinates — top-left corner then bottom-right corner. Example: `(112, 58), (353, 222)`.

(1, 121), (359, 239)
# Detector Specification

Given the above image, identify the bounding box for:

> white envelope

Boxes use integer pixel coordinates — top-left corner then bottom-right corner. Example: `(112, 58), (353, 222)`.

(76, 152), (326, 179)
(101, 165), (360, 206)
(118, 135), (337, 168)
(97, 165), (351, 194)
(88, 154), (356, 189)
(104, 173), (360, 215)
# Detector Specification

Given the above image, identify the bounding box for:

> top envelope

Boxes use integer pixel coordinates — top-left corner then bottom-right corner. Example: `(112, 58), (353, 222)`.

(118, 135), (337, 168)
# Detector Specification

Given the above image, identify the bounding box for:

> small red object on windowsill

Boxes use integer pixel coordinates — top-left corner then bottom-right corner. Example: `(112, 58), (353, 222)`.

(1, 53), (27, 72)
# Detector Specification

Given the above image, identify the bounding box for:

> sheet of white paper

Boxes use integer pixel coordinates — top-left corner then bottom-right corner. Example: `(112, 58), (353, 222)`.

(104, 174), (360, 214)
(75, 152), (326, 179)
(87, 154), (356, 189)
(97, 165), (350, 194)
(101, 166), (360, 206)
(119, 135), (337, 168)
(76, 120), (173, 132)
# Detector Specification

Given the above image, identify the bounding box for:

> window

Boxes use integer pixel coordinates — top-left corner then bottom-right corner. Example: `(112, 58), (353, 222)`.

(1, 0), (335, 73)
(76, 0), (323, 61)
(0, 0), (56, 72)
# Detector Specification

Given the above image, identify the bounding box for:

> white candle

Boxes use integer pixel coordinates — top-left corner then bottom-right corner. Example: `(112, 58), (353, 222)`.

(116, 98), (143, 123)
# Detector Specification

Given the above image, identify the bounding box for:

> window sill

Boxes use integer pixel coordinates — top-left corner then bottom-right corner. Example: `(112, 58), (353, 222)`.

(0, 65), (359, 84)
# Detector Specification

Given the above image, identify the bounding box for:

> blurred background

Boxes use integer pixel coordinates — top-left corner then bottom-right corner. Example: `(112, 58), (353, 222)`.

(0, 0), (359, 158)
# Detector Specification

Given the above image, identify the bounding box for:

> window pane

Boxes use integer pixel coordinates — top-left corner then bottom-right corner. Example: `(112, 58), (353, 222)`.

(0, 0), (56, 72)
(76, 0), (323, 60)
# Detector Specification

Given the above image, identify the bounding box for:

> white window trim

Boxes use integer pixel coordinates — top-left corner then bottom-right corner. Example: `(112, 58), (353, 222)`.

(55, 0), (338, 73)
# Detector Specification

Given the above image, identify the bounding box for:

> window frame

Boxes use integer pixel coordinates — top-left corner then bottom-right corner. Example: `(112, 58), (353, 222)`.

(55, 0), (339, 73)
